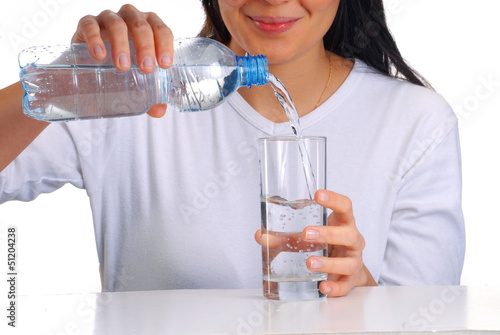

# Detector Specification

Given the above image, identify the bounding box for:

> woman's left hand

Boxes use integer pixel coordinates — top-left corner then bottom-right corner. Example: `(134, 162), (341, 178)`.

(256, 189), (377, 297)
(304, 189), (377, 296)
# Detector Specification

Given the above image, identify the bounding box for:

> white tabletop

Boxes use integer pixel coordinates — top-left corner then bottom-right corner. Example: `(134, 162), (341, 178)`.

(6, 286), (500, 334)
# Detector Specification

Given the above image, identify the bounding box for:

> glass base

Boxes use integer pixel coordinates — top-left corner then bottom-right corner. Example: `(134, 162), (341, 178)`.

(263, 280), (326, 300)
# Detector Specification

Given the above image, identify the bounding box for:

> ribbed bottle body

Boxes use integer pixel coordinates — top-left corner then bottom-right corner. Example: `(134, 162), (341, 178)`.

(18, 38), (268, 121)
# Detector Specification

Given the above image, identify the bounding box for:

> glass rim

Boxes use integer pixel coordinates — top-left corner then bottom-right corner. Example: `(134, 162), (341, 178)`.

(258, 136), (326, 142)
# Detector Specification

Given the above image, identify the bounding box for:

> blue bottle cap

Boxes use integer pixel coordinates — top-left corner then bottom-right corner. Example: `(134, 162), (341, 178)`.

(236, 54), (269, 88)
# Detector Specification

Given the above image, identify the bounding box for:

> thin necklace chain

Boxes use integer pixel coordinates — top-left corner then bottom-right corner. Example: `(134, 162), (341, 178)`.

(315, 55), (333, 109)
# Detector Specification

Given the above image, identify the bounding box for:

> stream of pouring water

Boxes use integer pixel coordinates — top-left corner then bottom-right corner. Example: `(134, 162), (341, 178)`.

(268, 74), (317, 200)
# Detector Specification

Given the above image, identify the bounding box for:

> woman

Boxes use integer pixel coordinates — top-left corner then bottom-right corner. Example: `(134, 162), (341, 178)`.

(0, 0), (465, 296)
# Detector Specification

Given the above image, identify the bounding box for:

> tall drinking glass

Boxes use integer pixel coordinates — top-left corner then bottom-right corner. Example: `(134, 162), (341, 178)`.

(259, 136), (327, 300)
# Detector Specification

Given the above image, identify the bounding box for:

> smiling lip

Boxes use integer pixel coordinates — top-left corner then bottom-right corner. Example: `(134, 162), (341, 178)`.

(250, 16), (299, 34)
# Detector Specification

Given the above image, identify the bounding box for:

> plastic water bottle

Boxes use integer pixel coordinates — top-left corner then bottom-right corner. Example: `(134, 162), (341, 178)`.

(18, 37), (269, 121)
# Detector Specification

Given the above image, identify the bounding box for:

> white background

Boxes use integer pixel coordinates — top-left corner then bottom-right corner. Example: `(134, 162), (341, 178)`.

(0, 0), (499, 296)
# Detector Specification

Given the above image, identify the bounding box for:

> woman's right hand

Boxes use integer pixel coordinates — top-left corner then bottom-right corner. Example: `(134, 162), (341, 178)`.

(72, 4), (174, 117)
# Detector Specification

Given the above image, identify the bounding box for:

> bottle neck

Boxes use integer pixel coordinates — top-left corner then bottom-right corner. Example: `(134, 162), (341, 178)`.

(236, 54), (269, 89)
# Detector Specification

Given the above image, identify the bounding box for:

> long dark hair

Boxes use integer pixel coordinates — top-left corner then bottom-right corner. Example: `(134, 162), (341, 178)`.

(199, 0), (431, 88)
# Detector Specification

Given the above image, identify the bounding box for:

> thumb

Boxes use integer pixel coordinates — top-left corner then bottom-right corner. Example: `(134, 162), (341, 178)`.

(254, 229), (262, 245)
(147, 104), (167, 118)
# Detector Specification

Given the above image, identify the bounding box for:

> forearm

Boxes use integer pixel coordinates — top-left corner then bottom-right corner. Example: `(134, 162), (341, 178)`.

(0, 82), (48, 172)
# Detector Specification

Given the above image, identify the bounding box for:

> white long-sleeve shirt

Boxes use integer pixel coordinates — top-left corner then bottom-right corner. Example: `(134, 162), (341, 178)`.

(0, 60), (465, 291)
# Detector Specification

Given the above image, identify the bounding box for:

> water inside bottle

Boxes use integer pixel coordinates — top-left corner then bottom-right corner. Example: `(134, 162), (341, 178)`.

(19, 62), (241, 121)
(268, 75), (318, 200)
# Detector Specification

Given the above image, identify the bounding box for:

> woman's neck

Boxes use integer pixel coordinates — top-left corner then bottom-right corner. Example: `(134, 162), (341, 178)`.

(238, 49), (354, 123)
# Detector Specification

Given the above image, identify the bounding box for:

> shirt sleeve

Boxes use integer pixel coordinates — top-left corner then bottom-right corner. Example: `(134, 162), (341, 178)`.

(378, 122), (466, 286)
(0, 122), (84, 203)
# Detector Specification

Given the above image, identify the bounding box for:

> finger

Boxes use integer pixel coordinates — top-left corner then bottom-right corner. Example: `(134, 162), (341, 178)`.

(147, 104), (167, 118)
(98, 10), (131, 71)
(146, 12), (174, 69)
(255, 229), (261, 244)
(320, 278), (353, 297)
(260, 231), (326, 253)
(303, 225), (365, 249)
(260, 232), (296, 250)
(306, 256), (361, 276)
(118, 4), (156, 73)
(72, 15), (107, 60)
(315, 189), (354, 225)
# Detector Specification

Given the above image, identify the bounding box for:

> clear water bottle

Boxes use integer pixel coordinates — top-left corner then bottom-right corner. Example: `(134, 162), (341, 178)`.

(18, 37), (269, 121)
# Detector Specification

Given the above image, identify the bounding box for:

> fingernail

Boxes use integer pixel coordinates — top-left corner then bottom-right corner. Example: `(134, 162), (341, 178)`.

(310, 259), (322, 269)
(318, 191), (328, 203)
(94, 45), (104, 57)
(323, 286), (332, 294)
(305, 229), (319, 241)
(118, 54), (130, 68)
(142, 57), (155, 70)
(160, 53), (172, 67)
